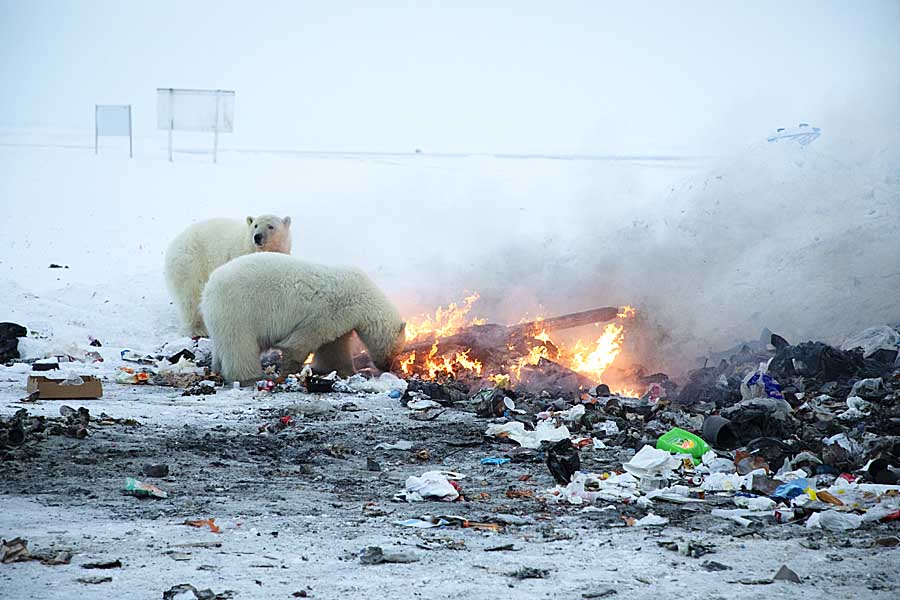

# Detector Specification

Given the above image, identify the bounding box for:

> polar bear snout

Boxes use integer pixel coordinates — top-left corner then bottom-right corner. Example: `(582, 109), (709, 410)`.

(253, 233), (264, 246)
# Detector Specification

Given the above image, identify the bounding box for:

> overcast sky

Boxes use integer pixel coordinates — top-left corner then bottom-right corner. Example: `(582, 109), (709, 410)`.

(2, 0), (898, 154)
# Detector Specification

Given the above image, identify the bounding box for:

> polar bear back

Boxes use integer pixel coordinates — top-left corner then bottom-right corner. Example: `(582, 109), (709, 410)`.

(168, 218), (254, 279)
(201, 252), (403, 355)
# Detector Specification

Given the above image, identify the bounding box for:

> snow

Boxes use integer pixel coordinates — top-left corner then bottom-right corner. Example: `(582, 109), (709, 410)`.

(1, 128), (899, 599)
(3, 128), (897, 375)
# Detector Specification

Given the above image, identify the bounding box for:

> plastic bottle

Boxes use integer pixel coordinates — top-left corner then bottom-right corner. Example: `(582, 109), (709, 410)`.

(655, 428), (711, 463)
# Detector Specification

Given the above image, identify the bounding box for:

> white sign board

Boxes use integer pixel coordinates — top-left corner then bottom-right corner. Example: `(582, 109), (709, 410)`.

(95, 104), (133, 157)
(156, 88), (235, 162)
(96, 105), (132, 136)
(156, 88), (235, 133)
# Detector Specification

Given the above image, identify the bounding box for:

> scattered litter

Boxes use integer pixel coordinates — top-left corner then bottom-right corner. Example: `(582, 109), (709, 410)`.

(484, 544), (517, 552)
(484, 419), (570, 449)
(359, 546), (419, 565)
(183, 519), (221, 534)
(655, 428), (710, 462)
(480, 457), (511, 465)
(334, 372), (408, 395)
(81, 559), (122, 569)
(399, 471), (462, 502)
(375, 440), (414, 451)
(509, 566), (549, 579)
(77, 576), (113, 585)
(142, 463), (169, 478)
(1, 537), (30, 563)
(772, 564), (801, 583)
(162, 583), (235, 600)
(122, 477), (168, 499)
(805, 510), (862, 531)
(630, 513), (669, 527)
(622, 445), (680, 479)
(546, 439), (580, 484)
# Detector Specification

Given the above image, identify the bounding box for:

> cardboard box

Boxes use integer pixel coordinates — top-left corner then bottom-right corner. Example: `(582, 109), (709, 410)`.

(26, 375), (103, 399)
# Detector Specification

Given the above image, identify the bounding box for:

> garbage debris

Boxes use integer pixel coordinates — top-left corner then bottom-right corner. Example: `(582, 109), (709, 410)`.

(655, 428), (710, 462)
(484, 419), (570, 449)
(81, 559), (122, 569)
(509, 566), (550, 579)
(183, 519), (221, 533)
(399, 471), (461, 502)
(77, 576), (113, 585)
(162, 583), (235, 600)
(122, 477), (168, 499)
(629, 513), (669, 527)
(772, 564), (801, 583)
(0, 322), (27, 363)
(545, 439), (580, 484)
(623, 446), (681, 479)
(142, 463), (170, 478)
(359, 546), (419, 565)
(26, 374), (103, 399)
(1, 537), (30, 563)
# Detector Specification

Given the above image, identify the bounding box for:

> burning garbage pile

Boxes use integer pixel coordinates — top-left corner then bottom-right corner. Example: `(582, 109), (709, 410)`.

(393, 293), (638, 396)
(464, 323), (900, 532)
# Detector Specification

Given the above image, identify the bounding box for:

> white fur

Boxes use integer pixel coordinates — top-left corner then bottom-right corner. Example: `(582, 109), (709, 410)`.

(164, 215), (292, 337)
(200, 253), (406, 383)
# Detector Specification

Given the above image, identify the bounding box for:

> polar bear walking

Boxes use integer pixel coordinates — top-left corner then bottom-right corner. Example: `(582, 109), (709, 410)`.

(165, 215), (292, 337)
(200, 253), (406, 384)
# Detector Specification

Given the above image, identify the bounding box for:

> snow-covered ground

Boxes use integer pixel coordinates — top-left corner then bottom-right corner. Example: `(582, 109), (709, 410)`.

(2, 128), (899, 599)
(3, 128), (897, 373)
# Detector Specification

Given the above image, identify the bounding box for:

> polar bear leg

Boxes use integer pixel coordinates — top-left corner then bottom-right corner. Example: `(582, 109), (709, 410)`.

(311, 332), (355, 378)
(272, 328), (316, 376)
(211, 331), (263, 384)
(168, 265), (210, 338)
(181, 292), (209, 338)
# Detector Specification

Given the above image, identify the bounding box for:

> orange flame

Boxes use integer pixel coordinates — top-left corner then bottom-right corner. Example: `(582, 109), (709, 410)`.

(398, 294), (635, 387)
(405, 292), (484, 342)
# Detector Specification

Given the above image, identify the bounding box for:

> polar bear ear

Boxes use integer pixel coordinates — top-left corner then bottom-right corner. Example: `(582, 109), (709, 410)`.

(283, 216), (291, 227)
(246, 216), (254, 226)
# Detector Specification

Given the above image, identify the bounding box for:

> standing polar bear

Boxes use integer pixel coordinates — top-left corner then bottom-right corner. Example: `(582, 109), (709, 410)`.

(165, 215), (292, 337)
(201, 253), (406, 384)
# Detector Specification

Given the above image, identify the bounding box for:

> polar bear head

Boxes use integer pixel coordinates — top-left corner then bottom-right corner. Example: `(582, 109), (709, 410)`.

(246, 215), (292, 254)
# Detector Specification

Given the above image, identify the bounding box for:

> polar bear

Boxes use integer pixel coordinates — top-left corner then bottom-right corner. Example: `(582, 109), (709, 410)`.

(165, 215), (292, 337)
(200, 253), (406, 384)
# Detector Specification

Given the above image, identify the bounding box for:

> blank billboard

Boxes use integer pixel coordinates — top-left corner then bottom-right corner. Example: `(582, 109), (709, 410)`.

(96, 105), (132, 136)
(156, 88), (235, 132)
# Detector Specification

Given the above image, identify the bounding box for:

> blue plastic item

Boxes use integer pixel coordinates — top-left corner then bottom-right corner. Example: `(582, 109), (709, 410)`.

(773, 479), (809, 500)
(480, 457), (511, 466)
(388, 389), (403, 398)
(745, 371), (784, 399)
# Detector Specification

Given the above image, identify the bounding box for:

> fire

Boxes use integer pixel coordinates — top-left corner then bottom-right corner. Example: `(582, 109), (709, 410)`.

(397, 293), (636, 389)
(567, 323), (625, 381)
(404, 292), (484, 342)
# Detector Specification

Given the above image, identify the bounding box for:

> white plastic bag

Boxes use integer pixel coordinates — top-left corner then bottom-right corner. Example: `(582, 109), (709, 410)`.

(622, 445), (681, 478)
(403, 471), (459, 502)
(484, 419), (570, 449)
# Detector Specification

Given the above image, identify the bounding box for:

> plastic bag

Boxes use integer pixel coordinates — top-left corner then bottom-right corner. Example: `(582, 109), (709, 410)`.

(402, 471), (460, 502)
(623, 445), (681, 478)
(805, 510), (862, 531)
(841, 326), (900, 358)
(740, 367), (784, 400)
(484, 419), (570, 449)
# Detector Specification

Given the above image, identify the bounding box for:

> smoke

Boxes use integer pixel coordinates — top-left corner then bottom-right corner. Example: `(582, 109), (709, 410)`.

(393, 110), (900, 378)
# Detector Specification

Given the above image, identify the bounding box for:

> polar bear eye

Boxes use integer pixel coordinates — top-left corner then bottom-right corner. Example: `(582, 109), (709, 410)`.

(268, 225), (274, 230)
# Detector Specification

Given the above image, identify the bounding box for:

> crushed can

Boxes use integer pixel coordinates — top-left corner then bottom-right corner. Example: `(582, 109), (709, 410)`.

(774, 507), (796, 524)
